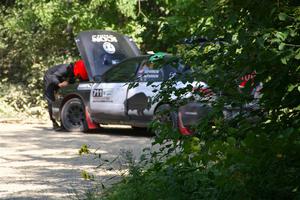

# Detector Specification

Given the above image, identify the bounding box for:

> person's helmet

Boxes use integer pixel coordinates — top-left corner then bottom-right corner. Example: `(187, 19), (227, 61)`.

(149, 52), (166, 63)
(73, 60), (88, 80)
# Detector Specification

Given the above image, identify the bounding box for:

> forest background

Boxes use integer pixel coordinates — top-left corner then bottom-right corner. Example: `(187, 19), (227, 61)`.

(0, 0), (299, 199)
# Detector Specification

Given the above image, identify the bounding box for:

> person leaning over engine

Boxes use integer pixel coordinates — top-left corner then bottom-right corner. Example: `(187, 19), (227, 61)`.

(44, 60), (88, 130)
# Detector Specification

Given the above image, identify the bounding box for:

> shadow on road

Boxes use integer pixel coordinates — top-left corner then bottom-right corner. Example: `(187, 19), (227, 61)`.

(36, 126), (155, 138)
(0, 123), (154, 199)
(87, 127), (154, 137)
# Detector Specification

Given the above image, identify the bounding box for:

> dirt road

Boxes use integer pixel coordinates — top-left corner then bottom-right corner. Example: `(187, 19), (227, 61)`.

(0, 122), (153, 199)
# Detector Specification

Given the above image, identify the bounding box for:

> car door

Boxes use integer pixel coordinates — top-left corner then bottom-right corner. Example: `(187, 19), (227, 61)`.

(127, 59), (164, 121)
(89, 59), (141, 122)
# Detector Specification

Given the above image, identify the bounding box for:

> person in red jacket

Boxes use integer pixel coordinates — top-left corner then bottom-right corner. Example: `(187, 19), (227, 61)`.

(44, 59), (88, 130)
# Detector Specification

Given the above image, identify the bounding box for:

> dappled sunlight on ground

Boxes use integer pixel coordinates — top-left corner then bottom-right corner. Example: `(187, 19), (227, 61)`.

(0, 122), (153, 199)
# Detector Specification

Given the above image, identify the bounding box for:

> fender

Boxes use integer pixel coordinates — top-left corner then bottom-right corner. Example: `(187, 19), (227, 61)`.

(60, 93), (98, 129)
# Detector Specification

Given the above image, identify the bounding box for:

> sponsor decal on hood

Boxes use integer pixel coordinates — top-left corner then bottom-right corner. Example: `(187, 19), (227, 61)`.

(75, 30), (141, 81)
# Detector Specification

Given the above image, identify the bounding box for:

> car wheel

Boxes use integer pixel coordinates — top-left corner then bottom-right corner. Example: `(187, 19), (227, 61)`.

(60, 98), (88, 132)
(153, 104), (178, 136)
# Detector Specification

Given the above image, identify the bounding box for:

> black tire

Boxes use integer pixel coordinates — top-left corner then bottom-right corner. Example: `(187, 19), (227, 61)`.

(155, 104), (178, 127)
(153, 104), (178, 136)
(60, 98), (88, 132)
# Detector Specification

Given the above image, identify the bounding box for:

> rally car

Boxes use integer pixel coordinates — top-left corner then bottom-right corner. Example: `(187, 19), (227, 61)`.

(52, 30), (211, 132)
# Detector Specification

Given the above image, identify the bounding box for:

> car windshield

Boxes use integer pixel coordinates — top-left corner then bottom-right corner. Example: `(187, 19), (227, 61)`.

(104, 57), (146, 82)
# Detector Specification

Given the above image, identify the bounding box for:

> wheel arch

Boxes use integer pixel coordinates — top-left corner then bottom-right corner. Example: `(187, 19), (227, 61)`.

(60, 93), (85, 110)
(154, 102), (164, 113)
(60, 93), (98, 131)
(154, 101), (171, 113)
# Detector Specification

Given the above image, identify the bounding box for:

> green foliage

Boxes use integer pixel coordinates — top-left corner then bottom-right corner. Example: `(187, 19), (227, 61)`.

(79, 144), (91, 155)
(1, 0), (299, 199)
(0, 83), (47, 117)
(85, 0), (300, 199)
(81, 170), (95, 181)
(0, 0), (142, 116)
(101, 163), (218, 200)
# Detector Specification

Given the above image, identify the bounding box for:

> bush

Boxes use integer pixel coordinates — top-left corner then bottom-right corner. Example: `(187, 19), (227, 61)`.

(82, 0), (300, 199)
(0, 83), (47, 118)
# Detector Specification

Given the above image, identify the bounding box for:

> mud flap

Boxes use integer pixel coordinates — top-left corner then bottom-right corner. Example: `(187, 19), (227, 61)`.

(178, 102), (212, 135)
(85, 106), (98, 129)
(178, 112), (192, 135)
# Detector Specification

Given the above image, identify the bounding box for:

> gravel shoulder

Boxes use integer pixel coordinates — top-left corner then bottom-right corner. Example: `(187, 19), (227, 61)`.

(0, 122), (152, 199)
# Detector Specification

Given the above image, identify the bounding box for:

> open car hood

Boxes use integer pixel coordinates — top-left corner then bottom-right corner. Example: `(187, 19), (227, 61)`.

(75, 30), (141, 81)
